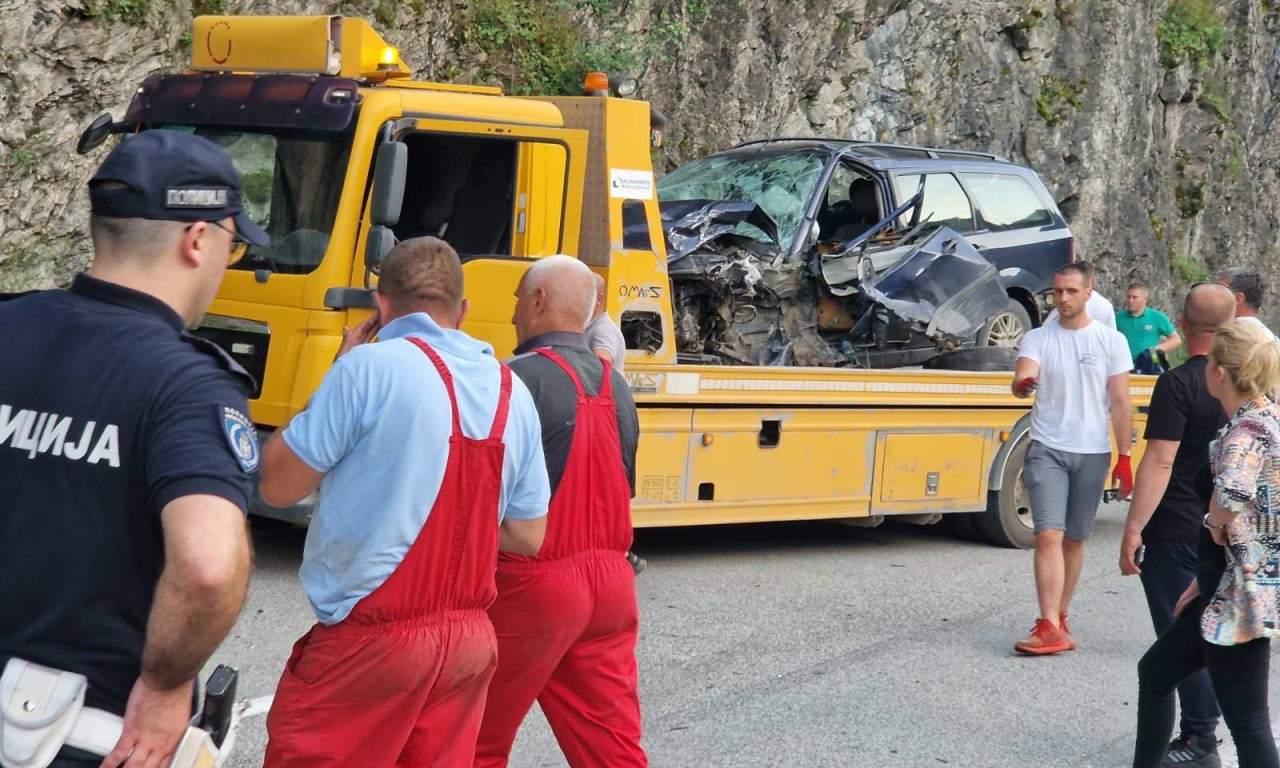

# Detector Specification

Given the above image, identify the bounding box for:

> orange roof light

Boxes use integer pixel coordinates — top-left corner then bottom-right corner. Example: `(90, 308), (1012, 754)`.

(584, 71), (609, 95)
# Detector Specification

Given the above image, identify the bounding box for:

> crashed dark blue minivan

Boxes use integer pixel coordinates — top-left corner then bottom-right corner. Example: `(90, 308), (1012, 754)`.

(657, 139), (1073, 369)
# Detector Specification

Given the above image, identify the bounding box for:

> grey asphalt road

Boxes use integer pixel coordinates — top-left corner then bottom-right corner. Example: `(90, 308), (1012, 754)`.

(208, 504), (1278, 768)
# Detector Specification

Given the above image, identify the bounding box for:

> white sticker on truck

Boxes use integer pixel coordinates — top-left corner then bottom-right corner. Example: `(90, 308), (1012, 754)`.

(609, 169), (654, 200)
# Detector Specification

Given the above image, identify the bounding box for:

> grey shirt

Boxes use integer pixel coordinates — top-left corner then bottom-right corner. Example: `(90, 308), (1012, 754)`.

(509, 332), (639, 498)
(585, 312), (627, 372)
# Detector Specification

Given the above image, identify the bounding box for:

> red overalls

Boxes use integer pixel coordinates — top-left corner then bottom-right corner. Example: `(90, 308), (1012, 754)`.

(264, 339), (512, 768)
(474, 349), (647, 768)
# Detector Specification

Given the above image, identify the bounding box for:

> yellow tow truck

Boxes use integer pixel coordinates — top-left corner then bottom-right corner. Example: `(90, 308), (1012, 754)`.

(77, 14), (1151, 548)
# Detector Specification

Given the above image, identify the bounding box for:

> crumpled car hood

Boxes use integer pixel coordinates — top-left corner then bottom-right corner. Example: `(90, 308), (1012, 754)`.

(659, 199), (782, 262)
(855, 226), (1010, 341)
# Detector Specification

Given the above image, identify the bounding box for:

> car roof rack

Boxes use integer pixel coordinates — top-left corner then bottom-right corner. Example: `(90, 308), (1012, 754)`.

(730, 137), (1008, 163)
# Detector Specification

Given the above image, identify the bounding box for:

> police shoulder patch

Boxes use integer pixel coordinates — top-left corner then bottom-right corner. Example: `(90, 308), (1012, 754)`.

(222, 405), (260, 473)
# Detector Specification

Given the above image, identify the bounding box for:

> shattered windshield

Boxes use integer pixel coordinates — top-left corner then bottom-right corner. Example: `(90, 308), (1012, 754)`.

(160, 125), (354, 275)
(658, 149), (827, 248)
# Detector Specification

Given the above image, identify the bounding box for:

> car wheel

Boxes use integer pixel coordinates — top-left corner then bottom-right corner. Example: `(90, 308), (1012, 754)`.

(923, 347), (1019, 372)
(977, 300), (1032, 348)
(976, 438), (1036, 549)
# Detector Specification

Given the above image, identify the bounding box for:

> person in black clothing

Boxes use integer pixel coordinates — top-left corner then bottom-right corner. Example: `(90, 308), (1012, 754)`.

(0, 131), (266, 768)
(1131, 318), (1280, 768)
(1121, 282), (1237, 768)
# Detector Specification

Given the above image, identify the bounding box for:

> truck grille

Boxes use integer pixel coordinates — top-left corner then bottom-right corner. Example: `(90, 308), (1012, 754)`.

(192, 316), (271, 399)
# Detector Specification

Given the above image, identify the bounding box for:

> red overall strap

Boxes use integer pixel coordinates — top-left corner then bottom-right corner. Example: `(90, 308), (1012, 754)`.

(598, 358), (613, 399)
(489, 365), (513, 440)
(406, 336), (462, 436)
(536, 348), (594, 398)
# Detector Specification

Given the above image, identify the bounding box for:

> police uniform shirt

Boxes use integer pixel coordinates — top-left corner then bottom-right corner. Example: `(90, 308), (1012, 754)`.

(510, 332), (640, 497)
(0, 274), (257, 715)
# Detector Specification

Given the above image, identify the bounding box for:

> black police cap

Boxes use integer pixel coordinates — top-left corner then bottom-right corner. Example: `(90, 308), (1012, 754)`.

(89, 130), (269, 247)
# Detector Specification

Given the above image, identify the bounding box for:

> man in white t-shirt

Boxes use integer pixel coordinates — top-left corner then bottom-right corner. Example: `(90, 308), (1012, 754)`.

(1045, 261), (1117, 330)
(1011, 263), (1133, 656)
(585, 273), (627, 372)
(1216, 268), (1278, 341)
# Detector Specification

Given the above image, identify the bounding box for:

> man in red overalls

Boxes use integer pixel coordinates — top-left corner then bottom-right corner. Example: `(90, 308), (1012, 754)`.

(475, 255), (646, 768)
(256, 237), (551, 768)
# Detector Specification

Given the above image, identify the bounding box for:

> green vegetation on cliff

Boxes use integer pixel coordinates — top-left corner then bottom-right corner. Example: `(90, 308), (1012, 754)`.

(1157, 0), (1225, 69)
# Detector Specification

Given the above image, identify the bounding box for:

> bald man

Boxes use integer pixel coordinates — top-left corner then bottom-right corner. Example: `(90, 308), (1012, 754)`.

(475, 256), (647, 768)
(1121, 282), (1236, 767)
(585, 272), (627, 372)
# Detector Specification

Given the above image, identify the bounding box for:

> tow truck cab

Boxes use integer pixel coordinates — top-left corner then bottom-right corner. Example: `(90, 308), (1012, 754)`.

(80, 14), (675, 520)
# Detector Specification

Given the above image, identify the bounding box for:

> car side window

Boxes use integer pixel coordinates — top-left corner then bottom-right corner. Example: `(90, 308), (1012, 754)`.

(893, 173), (975, 232)
(960, 173), (1053, 232)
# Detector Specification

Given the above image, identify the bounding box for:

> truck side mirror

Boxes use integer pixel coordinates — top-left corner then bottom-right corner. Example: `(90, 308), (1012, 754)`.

(370, 141), (407, 227)
(76, 112), (115, 155)
(365, 226), (396, 274)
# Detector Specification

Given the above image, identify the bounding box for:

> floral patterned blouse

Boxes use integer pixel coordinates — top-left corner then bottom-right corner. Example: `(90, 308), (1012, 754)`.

(1202, 397), (1280, 645)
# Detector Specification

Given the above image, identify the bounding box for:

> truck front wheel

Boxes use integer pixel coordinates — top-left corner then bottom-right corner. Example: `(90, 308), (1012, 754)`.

(977, 438), (1036, 549)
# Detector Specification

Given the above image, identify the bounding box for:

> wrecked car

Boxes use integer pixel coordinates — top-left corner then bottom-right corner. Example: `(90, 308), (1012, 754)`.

(656, 140), (1074, 369)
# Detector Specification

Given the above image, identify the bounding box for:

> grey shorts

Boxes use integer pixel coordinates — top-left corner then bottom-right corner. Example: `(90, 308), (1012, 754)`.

(1023, 441), (1112, 541)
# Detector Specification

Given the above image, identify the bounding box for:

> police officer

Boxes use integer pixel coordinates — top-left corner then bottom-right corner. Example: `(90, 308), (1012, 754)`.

(0, 130), (266, 768)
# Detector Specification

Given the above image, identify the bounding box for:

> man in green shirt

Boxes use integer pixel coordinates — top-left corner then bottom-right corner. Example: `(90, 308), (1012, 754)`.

(1115, 282), (1181, 372)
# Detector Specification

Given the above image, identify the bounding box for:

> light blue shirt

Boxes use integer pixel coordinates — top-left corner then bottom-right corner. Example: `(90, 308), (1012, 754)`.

(284, 313), (550, 625)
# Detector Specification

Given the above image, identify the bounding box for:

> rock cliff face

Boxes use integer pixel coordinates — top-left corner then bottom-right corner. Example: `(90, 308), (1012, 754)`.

(2, 0), (1277, 321)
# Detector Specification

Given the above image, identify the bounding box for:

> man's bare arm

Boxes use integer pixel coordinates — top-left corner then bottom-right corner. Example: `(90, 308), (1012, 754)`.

(1108, 372), (1133, 455)
(1124, 439), (1178, 534)
(592, 347), (616, 365)
(259, 431), (325, 507)
(1119, 439), (1178, 575)
(1156, 332), (1183, 355)
(144, 495), (251, 687)
(500, 516), (547, 556)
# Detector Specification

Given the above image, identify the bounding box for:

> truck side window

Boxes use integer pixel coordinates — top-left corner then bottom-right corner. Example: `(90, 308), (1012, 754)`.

(621, 200), (651, 251)
(959, 172), (1053, 232)
(894, 173), (975, 233)
(393, 134), (517, 256)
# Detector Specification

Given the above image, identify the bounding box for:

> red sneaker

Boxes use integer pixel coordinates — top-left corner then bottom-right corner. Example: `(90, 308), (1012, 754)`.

(1060, 611), (1079, 650)
(1014, 619), (1072, 655)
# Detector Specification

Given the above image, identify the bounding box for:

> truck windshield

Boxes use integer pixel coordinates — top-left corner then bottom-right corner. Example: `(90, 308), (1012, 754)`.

(658, 149), (827, 248)
(160, 125), (354, 275)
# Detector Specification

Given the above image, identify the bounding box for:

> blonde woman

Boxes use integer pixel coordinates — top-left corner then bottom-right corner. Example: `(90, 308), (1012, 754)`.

(1133, 320), (1280, 768)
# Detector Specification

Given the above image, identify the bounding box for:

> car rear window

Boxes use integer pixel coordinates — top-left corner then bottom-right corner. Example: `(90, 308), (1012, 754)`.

(960, 173), (1054, 232)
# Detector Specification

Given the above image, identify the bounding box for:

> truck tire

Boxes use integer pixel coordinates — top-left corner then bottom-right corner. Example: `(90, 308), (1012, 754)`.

(924, 347), (1019, 372)
(977, 300), (1031, 348)
(976, 437), (1036, 549)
